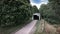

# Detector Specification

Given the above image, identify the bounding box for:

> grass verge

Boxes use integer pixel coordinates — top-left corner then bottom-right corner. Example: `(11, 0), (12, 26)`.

(0, 19), (32, 34)
(34, 19), (46, 34)
(34, 20), (41, 34)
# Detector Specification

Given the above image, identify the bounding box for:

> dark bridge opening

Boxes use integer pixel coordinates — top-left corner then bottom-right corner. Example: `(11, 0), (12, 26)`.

(33, 15), (39, 20)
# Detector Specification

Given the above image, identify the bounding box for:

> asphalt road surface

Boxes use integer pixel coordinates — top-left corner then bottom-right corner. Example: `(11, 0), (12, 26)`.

(14, 20), (38, 34)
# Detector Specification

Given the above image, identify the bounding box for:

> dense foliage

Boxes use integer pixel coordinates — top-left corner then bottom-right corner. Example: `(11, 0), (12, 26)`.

(32, 6), (39, 13)
(39, 0), (60, 24)
(0, 0), (36, 27)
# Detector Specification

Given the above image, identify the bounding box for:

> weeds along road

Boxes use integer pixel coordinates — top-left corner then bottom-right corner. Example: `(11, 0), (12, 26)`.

(40, 19), (56, 34)
(35, 19), (57, 34)
(14, 20), (38, 34)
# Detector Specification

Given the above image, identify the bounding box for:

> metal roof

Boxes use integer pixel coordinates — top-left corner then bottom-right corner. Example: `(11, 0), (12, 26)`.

(33, 13), (40, 16)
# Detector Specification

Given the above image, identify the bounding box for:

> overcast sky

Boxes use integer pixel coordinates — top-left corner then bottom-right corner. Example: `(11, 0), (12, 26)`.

(30, 0), (48, 9)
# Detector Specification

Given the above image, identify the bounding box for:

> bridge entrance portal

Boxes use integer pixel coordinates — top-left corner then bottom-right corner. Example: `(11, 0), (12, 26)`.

(33, 15), (39, 20)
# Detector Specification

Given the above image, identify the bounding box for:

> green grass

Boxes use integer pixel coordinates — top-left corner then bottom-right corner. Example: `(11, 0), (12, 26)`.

(34, 20), (46, 34)
(34, 20), (41, 34)
(0, 19), (32, 34)
(1, 24), (24, 34)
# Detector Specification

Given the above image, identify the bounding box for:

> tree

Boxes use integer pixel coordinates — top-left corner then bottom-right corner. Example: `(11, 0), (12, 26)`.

(0, 0), (34, 27)
(48, 0), (60, 16)
(39, 2), (60, 24)
(32, 5), (39, 13)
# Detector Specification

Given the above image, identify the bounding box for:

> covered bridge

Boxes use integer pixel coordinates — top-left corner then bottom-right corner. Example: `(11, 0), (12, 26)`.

(32, 13), (41, 20)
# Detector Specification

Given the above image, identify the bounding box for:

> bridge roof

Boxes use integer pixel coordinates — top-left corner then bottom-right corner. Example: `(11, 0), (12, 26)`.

(33, 13), (40, 16)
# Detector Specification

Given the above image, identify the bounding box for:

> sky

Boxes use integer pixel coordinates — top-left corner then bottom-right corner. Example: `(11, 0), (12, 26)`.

(30, 0), (48, 9)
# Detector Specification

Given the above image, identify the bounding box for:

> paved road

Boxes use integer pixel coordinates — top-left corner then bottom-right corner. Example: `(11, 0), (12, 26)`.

(15, 20), (38, 34)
